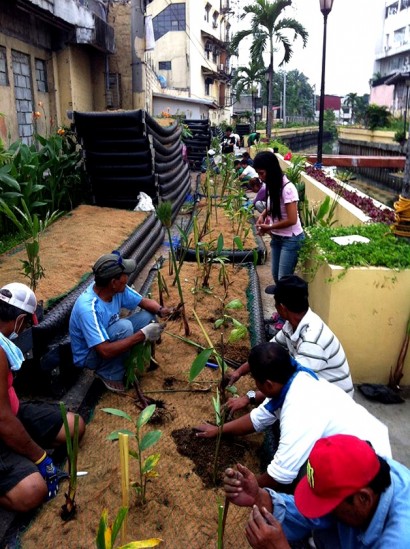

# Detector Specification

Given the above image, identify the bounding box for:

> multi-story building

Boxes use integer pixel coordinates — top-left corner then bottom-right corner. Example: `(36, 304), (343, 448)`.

(0, 0), (114, 144)
(143, 0), (235, 122)
(371, 0), (410, 115)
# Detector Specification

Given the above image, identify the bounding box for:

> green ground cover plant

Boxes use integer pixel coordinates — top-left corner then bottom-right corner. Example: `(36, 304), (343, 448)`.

(300, 223), (410, 278)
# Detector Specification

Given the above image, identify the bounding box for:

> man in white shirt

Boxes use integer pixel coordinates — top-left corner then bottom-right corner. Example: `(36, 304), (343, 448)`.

(195, 342), (391, 491)
(238, 158), (258, 182)
(226, 275), (353, 413)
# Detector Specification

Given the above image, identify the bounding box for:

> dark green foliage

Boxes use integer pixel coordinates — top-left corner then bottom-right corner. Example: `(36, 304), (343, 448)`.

(364, 104), (391, 131)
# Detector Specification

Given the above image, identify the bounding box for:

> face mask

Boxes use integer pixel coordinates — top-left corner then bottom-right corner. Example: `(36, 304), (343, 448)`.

(9, 315), (26, 340)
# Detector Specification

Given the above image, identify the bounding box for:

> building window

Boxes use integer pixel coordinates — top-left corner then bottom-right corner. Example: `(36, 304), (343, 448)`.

(153, 3), (186, 41)
(205, 77), (213, 96)
(159, 61), (171, 70)
(401, 0), (410, 10)
(0, 46), (9, 86)
(107, 73), (122, 109)
(212, 11), (219, 28)
(35, 58), (48, 92)
(386, 2), (399, 17)
(394, 27), (406, 45)
(205, 3), (211, 22)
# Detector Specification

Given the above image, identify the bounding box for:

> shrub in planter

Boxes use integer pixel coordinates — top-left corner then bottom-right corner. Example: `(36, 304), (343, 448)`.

(305, 166), (395, 225)
(299, 222), (410, 279)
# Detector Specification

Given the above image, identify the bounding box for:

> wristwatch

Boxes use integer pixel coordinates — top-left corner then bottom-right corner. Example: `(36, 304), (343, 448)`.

(246, 390), (256, 405)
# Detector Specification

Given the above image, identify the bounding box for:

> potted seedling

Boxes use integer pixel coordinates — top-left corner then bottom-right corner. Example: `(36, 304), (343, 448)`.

(102, 404), (162, 505)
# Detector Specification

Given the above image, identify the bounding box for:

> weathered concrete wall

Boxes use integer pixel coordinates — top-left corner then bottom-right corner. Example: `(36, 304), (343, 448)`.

(108, 2), (133, 110)
(309, 263), (410, 385)
(1, 1), (109, 141)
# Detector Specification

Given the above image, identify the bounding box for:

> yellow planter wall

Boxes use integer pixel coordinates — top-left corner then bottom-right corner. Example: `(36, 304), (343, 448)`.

(337, 127), (397, 145)
(275, 155), (409, 385)
(308, 263), (410, 385)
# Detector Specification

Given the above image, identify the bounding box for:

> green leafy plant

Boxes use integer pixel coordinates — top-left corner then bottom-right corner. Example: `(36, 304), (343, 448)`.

(299, 222), (410, 282)
(59, 403), (80, 521)
(336, 169), (356, 183)
(156, 200), (190, 335)
(214, 299), (247, 344)
(300, 195), (339, 229)
(102, 405), (162, 505)
(0, 198), (62, 290)
(96, 507), (162, 549)
(212, 387), (225, 484)
(217, 497), (230, 549)
(394, 129), (406, 145)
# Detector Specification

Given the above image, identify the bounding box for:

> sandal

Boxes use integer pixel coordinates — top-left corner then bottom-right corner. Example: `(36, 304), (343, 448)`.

(95, 374), (126, 394)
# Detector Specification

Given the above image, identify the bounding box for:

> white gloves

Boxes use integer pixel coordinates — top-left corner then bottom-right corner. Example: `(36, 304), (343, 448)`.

(140, 322), (163, 342)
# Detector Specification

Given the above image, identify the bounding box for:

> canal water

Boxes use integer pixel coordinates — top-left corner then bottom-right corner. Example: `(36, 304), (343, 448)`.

(298, 142), (399, 209)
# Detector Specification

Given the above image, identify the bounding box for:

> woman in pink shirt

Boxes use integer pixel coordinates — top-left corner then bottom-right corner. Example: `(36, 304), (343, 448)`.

(254, 151), (305, 284)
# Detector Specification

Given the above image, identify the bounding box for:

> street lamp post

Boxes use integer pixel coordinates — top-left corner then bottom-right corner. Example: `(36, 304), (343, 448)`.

(316, 0), (334, 167)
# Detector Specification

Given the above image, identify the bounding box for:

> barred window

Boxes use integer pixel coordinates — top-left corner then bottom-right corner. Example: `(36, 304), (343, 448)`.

(0, 47), (9, 86)
(35, 58), (48, 92)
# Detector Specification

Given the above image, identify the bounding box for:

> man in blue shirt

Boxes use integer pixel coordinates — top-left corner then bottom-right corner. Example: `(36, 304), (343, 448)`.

(69, 251), (173, 393)
(223, 434), (410, 548)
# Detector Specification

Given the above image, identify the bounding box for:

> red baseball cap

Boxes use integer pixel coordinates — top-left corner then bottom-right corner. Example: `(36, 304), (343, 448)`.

(294, 435), (381, 518)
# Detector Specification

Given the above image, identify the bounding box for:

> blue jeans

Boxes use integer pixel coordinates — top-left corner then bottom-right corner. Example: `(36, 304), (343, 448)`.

(270, 232), (305, 283)
(83, 309), (156, 381)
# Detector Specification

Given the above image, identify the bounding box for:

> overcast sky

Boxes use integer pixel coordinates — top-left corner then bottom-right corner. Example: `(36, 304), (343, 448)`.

(235, 0), (386, 97)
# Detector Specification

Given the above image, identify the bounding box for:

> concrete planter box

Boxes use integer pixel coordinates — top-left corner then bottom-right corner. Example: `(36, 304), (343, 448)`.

(275, 155), (408, 385)
(337, 127), (398, 145)
(277, 154), (393, 227)
(308, 262), (410, 385)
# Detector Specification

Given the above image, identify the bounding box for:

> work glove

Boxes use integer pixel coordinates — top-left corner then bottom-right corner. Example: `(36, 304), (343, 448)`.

(35, 452), (59, 501)
(140, 322), (163, 342)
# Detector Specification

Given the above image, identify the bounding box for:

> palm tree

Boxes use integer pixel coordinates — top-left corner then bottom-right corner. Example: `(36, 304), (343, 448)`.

(230, 0), (308, 138)
(231, 60), (266, 131)
(343, 93), (358, 125)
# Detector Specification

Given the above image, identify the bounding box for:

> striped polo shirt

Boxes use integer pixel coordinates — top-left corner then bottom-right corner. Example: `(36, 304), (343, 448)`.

(271, 308), (354, 396)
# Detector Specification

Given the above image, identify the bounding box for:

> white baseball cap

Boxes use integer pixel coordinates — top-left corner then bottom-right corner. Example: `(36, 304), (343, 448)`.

(0, 282), (37, 314)
(208, 149), (216, 156)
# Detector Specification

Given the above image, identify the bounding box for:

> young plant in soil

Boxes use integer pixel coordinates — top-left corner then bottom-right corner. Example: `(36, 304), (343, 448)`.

(214, 299), (248, 344)
(96, 507), (162, 549)
(59, 402), (80, 521)
(156, 200), (190, 335)
(217, 497), (230, 549)
(0, 198), (61, 290)
(102, 404), (162, 505)
(124, 342), (157, 409)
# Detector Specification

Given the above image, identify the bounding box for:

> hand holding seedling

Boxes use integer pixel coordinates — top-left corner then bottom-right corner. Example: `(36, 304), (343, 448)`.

(157, 305), (175, 318)
(223, 369), (242, 388)
(245, 506), (290, 549)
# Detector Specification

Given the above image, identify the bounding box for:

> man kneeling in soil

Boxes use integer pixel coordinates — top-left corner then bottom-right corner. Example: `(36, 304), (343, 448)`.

(0, 282), (85, 512)
(224, 434), (410, 548)
(225, 275), (354, 415)
(196, 342), (391, 492)
(70, 251), (173, 393)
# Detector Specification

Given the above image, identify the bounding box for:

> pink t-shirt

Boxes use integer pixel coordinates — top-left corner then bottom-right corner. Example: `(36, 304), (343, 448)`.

(267, 177), (303, 237)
